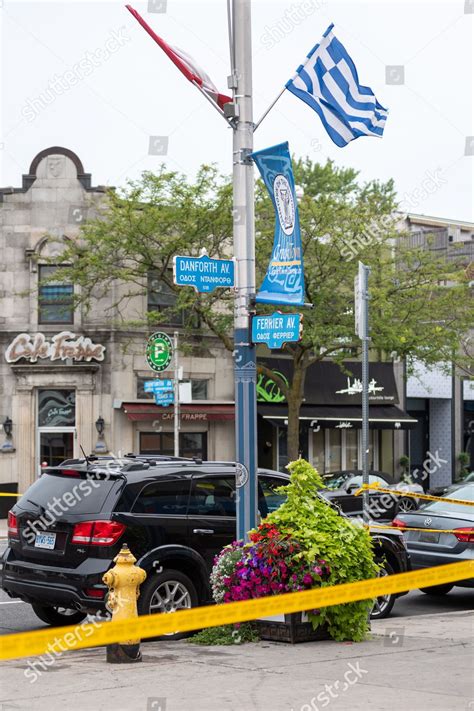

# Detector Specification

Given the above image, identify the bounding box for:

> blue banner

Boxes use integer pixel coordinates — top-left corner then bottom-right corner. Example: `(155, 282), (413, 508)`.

(251, 142), (305, 306)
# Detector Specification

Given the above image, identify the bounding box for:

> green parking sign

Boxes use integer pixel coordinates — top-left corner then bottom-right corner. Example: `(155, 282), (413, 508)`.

(146, 332), (173, 372)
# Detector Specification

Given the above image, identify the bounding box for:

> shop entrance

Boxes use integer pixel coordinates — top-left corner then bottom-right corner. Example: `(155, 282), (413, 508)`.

(39, 431), (74, 467)
(36, 389), (76, 473)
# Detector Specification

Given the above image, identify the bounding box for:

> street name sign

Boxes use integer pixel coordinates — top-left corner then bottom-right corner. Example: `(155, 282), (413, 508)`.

(146, 332), (173, 372)
(144, 379), (173, 393)
(154, 391), (174, 406)
(173, 254), (235, 293)
(251, 312), (302, 350)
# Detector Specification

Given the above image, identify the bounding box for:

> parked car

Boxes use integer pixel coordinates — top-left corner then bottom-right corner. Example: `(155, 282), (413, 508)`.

(321, 470), (423, 517)
(1, 459), (409, 631)
(392, 483), (474, 595)
(429, 472), (474, 498)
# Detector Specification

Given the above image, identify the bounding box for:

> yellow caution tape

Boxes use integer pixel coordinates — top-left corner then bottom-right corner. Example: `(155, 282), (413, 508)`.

(369, 523), (473, 535)
(0, 493), (21, 497)
(354, 483), (474, 507)
(0, 560), (472, 662)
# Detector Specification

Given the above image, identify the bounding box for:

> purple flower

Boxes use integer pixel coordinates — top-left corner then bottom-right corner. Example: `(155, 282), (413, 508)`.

(303, 574), (313, 585)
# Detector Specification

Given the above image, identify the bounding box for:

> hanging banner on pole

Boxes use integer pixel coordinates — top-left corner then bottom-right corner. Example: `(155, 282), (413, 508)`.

(250, 141), (305, 306)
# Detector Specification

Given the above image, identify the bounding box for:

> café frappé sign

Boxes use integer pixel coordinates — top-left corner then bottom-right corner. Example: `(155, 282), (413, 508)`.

(5, 331), (106, 363)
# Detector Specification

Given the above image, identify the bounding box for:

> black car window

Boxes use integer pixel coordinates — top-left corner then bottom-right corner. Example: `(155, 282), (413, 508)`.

(132, 479), (191, 515)
(188, 477), (236, 516)
(259, 476), (289, 514)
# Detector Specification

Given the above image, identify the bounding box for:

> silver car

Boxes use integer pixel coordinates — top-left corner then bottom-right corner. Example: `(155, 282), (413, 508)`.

(393, 483), (474, 595)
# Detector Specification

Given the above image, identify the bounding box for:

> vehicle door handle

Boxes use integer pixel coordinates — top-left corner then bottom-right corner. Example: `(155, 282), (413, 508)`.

(193, 528), (215, 535)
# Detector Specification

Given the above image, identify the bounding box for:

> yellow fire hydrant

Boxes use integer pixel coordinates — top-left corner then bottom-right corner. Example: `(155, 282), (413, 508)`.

(102, 543), (147, 663)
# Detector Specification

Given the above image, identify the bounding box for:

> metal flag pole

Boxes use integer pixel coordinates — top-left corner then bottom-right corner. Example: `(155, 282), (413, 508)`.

(360, 263), (371, 524)
(254, 86), (287, 131)
(231, 0), (258, 540)
(173, 331), (180, 457)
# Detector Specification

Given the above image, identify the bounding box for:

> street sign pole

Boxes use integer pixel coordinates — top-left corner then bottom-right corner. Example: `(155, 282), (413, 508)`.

(356, 262), (371, 524)
(173, 331), (180, 457)
(232, 0), (258, 540)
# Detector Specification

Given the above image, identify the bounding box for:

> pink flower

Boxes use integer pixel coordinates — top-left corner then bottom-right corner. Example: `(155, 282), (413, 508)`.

(303, 574), (313, 585)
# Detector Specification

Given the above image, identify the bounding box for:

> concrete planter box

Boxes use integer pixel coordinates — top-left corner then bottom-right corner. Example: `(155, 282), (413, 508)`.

(256, 612), (331, 644)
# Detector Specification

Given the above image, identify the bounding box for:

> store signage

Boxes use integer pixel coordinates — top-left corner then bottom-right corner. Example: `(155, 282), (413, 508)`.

(144, 379), (173, 393)
(146, 332), (173, 372)
(336, 377), (384, 396)
(252, 312), (302, 350)
(256, 371), (288, 403)
(5, 332), (105, 363)
(173, 254), (235, 293)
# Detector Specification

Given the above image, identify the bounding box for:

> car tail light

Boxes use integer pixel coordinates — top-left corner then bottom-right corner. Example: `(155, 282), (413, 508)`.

(453, 527), (474, 543)
(83, 587), (106, 599)
(7, 511), (18, 538)
(58, 469), (81, 478)
(71, 520), (125, 546)
(391, 517), (407, 530)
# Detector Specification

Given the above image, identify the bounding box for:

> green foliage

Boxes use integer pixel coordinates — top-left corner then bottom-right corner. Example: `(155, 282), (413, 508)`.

(37, 158), (474, 459)
(189, 623), (259, 646)
(263, 459), (378, 642)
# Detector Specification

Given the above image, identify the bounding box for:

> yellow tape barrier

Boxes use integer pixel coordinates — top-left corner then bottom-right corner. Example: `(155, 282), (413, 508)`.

(0, 493), (21, 497)
(0, 560), (472, 662)
(354, 483), (474, 507)
(370, 523), (473, 535)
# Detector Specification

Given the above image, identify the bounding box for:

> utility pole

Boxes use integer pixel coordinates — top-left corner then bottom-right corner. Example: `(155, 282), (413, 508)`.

(230, 0), (258, 539)
(173, 331), (180, 457)
(360, 263), (371, 524)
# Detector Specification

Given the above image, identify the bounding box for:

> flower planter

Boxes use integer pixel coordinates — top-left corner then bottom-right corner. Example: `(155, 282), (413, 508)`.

(257, 612), (331, 644)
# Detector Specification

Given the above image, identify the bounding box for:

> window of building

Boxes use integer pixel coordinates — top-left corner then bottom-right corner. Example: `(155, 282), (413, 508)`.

(139, 431), (207, 460)
(147, 271), (183, 327)
(188, 476), (236, 516)
(132, 479), (191, 515)
(38, 390), (76, 427)
(136, 377), (208, 400)
(38, 265), (74, 324)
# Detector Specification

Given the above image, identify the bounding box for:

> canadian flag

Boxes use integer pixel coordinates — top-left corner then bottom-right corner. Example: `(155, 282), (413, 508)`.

(126, 5), (232, 111)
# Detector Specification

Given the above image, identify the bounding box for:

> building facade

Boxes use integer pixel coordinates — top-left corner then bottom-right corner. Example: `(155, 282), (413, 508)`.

(401, 213), (474, 488)
(0, 148), (236, 498)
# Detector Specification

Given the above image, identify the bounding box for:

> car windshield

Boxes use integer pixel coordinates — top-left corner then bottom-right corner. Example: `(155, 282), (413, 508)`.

(323, 472), (352, 489)
(422, 484), (474, 515)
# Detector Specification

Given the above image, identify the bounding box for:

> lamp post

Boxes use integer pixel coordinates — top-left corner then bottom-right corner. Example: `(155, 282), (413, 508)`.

(1, 416), (15, 453)
(94, 416), (107, 454)
(231, 0), (258, 540)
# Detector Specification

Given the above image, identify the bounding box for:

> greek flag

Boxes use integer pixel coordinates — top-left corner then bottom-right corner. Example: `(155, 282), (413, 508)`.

(286, 24), (388, 147)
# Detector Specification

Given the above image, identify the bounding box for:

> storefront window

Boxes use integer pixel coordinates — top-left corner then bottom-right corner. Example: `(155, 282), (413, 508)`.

(380, 430), (394, 476)
(140, 431), (207, 460)
(311, 429), (325, 473)
(327, 429), (342, 472)
(346, 429), (358, 469)
(38, 390), (75, 427)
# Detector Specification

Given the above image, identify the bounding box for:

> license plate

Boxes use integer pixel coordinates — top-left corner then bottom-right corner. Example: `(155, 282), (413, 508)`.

(34, 533), (56, 550)
(419, 531), (439, 544)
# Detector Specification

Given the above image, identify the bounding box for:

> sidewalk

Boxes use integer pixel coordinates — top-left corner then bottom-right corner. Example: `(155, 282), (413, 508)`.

(0, 519), (7, 540)
(0, 610), (472, 711)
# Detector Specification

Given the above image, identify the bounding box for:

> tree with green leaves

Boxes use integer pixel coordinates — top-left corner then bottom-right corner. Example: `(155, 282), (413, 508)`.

(44, 159), (473, 462)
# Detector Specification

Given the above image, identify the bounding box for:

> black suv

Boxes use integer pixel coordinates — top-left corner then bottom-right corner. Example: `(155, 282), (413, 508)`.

(1, 459), (409, 628)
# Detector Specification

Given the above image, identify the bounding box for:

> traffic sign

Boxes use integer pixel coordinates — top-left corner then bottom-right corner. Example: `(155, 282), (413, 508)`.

(173, 254), (235, 293)
(146, 332), (173, 372)
(144, 379), (173, 393)
(251, 312), (302, 350)
(154, 391), (174, 406)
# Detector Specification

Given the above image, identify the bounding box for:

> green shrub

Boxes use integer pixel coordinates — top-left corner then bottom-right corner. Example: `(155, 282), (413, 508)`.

(255, 458), (378, 641)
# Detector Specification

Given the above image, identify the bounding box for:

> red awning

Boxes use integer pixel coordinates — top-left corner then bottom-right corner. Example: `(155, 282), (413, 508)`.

(121, 402), (235, 422)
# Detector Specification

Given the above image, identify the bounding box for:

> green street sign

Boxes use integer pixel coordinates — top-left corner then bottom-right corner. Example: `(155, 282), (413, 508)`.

(146, 332), (173, 372)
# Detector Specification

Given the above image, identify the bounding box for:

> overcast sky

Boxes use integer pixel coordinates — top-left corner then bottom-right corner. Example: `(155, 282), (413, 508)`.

(1, 0), (473, 222)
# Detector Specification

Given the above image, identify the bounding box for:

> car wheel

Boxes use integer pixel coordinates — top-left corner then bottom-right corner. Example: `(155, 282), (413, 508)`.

(31, 603), (86, 627)
(370, 561), (396, 620)
(138, 569), (198, 640)
(397, 497), (418, 513)
(419, 584), (454, 596)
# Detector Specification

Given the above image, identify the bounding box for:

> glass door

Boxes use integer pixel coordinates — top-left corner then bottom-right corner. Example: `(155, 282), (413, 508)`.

(37, 389), (76, 474)
(39, 430), (74, 468)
